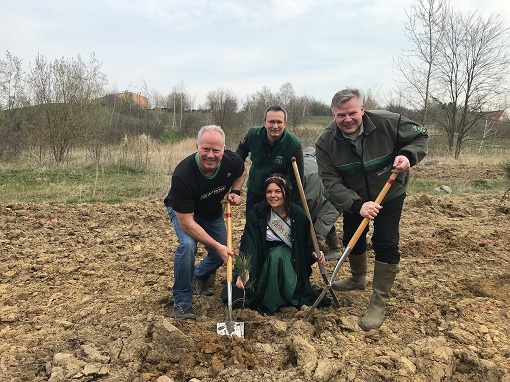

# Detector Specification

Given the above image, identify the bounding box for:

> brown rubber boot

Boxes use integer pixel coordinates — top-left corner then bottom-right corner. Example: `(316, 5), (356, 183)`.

(331, 253), (367, 291)
(359, 262), (399, 331)
(325, 231), (342, 261)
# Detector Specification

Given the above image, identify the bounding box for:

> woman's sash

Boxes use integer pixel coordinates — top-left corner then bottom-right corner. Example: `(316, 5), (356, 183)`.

(268, 210), (292, 248)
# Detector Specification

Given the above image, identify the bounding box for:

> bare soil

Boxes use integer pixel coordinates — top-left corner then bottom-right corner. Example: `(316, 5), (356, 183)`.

(1, 168), (509, 381)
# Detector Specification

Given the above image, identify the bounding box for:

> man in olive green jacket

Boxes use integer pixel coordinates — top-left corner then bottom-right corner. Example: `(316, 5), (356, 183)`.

(315, 88), (428, 331)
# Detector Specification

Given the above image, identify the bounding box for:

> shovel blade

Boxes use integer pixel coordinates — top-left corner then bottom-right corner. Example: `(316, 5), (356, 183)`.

(217, 321), (244, 338)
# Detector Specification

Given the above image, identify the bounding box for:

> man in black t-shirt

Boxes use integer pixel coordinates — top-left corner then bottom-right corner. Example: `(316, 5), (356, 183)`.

(164, 125), (245, 321)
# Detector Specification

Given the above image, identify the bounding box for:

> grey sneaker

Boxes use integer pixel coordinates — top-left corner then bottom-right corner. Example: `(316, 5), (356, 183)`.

(192, 278), (213, 296)
(173, 305), (197, 321)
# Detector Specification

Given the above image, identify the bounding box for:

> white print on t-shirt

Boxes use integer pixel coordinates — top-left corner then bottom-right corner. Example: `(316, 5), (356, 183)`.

(200, 185), (227, 200)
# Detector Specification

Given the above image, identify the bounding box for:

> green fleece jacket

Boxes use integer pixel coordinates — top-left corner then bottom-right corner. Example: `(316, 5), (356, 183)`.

(315, 110), (428, 213)
(245, 126), (300, 196)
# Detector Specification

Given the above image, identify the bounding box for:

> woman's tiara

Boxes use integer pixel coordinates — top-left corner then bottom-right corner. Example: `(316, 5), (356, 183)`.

(266, 175), (287, 185)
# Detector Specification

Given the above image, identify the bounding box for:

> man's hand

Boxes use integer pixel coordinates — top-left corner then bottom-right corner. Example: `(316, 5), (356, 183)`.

(227, 193), (242, 206)
(392, 155), (410, 173)
(216, 243), (234, 264)
(360, 201), (382, 220)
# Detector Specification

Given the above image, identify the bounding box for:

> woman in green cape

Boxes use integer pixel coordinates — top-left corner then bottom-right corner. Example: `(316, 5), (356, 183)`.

(223, 173), (330, 314)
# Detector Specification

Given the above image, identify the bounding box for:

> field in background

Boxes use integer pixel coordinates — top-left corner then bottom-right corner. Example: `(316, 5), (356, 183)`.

(0, 124), (509, 204)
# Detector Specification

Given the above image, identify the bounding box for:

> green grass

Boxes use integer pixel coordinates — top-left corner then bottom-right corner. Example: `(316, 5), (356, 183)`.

(408, 175), (508, 195)
(0, 164), (169, 204)
(162, 129), (185, 143)
(303, 115), (332, 126)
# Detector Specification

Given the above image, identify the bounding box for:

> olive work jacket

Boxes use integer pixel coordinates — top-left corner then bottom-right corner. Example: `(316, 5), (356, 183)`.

(315, 110), (428, 214)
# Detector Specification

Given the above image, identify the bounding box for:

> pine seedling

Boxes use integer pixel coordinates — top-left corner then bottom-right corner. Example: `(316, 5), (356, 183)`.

(233, 252), (253, 308)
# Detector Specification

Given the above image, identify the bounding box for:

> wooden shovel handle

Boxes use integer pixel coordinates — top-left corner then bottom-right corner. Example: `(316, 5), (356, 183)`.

(346, 172), (398, 249)
(291, 158), (322, 256)
(223, 199), (233, 283)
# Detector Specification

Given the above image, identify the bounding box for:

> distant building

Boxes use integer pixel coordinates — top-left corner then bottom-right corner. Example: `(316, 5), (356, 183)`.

(485, 109), (509, 122)
(97, 91), (149, 108)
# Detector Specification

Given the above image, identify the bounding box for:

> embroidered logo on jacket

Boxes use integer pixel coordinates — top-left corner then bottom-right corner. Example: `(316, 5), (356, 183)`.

(411, 125), (428, 134)
(274, 155), (283, 165)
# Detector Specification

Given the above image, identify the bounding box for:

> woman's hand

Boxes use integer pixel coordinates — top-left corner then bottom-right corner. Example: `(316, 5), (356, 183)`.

(313, 250), (326, 264)
(235, 273), (249, 289)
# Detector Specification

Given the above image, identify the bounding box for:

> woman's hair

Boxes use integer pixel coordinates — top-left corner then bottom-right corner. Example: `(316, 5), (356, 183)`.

(259, 173), (293, 217)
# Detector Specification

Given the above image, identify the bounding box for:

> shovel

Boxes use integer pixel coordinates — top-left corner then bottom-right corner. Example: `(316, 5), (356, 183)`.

(291, 157), (340, 307)
(216, 199), (245, 338)
(302, 171), (398, 321)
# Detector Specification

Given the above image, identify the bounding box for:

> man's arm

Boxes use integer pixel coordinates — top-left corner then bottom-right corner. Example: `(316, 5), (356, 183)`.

(175, 211), (232, 264)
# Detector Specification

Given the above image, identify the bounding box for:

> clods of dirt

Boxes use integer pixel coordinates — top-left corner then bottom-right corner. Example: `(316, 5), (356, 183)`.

(1, 193), (509, 381)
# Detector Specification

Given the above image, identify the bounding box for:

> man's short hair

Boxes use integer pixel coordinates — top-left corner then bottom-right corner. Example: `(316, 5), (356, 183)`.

(264, 105), (287, 122)
(197, 125), (225, 145)
(331, 88), (364, 109)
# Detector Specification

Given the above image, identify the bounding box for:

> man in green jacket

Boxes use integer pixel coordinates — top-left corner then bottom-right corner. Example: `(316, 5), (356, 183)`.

(315, 88), (428, 331)
(237, 105), (304, 215)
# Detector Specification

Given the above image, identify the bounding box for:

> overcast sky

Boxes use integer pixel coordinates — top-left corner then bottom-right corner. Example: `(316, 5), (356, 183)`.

(2, 0), (509, 107)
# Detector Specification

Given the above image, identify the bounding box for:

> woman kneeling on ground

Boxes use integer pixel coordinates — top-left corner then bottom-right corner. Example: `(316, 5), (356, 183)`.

(222, 173), (331, 314)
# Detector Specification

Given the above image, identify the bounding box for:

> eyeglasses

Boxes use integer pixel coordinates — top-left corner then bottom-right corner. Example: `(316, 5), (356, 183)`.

(266, 120), (285, 126)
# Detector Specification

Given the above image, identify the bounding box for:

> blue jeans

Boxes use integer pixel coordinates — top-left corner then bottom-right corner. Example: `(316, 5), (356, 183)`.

(166, 206), (226, 307)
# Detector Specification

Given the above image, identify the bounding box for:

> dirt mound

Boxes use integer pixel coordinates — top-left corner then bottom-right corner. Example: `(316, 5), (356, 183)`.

(1, 193), (509, 381)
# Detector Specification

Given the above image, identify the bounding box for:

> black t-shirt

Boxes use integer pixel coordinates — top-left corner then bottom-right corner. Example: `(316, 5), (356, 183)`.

(164, 150), (244, 219)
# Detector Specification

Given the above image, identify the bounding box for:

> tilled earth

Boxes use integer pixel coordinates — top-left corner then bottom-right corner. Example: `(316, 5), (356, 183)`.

(1, 169), (510, 381)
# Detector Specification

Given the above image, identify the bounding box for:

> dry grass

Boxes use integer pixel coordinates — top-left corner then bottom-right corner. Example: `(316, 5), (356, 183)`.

(1, 132), (509, 204)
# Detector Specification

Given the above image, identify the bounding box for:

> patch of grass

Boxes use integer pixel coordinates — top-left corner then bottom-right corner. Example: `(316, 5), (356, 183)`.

(0, 165), (169, 204)
(471, 179), (491, 190)
(303, 115), (332, 126)
(408, 175), (507, 195)
(162, 129), (185, 143)
(98, 163), (149, 175)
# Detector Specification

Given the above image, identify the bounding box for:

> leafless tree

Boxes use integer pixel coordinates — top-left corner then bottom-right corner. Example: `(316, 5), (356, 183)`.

(434, 11), (510, 158)
(277, 82), (296, 110)
(166, 81), (191, 131)
(242, 86), (278, 127)
(0, 51), (28, 158)
(395, 0), (449, 126)
(28, 53), (106, 163)
(363, 87), (383, 110)
(397, 0), (510, 158)
(205, 87), (238, 131)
